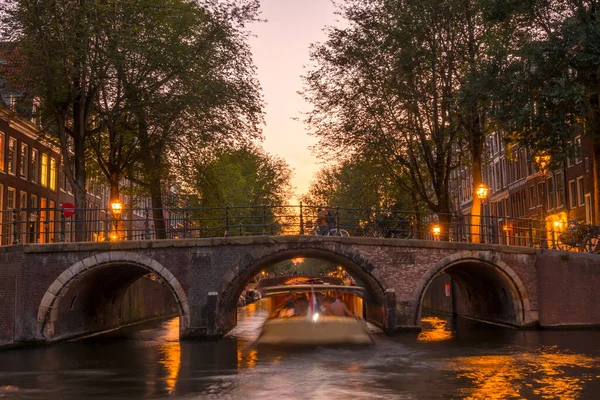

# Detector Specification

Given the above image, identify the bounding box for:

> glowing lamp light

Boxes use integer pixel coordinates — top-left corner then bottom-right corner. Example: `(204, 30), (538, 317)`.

(535, 152), (551, 175)
(554, 221), (563, 230)
(111, 201), (123, 217)
(476, 183), (489, 201)
(502, 225), (509, 232)
(312, 313), (320, 322)
(432, 225), (441, 237)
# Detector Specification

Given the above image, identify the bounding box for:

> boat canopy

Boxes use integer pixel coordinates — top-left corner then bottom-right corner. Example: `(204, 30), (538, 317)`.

(262, 284), (364, 297)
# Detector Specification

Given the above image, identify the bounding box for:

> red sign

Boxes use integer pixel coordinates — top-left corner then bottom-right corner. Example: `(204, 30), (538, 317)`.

(62, 202), (75, 218)
(444, 284), (451, 297)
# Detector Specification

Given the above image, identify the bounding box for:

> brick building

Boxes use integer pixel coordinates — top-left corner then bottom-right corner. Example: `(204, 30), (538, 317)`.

(451, 130), (593, 244)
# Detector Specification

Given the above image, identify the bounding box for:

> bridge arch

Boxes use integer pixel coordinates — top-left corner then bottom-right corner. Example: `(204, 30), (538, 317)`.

(413, 251), (533, 327)
(219, 245), (388, 333)
(37, 252), (190, 341)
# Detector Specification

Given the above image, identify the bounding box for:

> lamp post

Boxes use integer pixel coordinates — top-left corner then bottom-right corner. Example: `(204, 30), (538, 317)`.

(476, 183), (489, 243)
(535, 152), (551, 248)
(110, 200), (123, 241)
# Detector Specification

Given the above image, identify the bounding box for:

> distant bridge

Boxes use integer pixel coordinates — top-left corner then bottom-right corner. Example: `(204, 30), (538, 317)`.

(2, 235), (600, 348)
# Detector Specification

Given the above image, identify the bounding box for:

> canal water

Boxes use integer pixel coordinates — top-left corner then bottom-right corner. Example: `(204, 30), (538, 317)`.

(1, 300), (600, 399)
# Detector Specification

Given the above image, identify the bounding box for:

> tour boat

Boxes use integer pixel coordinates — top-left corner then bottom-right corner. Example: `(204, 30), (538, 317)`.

(256, 283), (373, 346)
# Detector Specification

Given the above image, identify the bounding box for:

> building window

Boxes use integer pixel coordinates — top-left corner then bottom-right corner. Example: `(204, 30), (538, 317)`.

(577, 176), (585, 206)
(19, 191), (27, 209)
(585, 157), (590, 173)
(31, 149), (39, 183)
(30, 194), (38, 210)
(40, 153), (48, 187)
(50, 158), (57, 191)
(529, 186), (536, 209)
(0, 132), (4, 172)
(7, 137), (17, 175)
(547, 176), (555, 209)
(567, 141), (574, 167)
(59, 163), (66, 192)
(569, 180), (577, 209)
(7, 187), (16, 209)
(575, 136), (582, 164)
(19, 143), (28, 179)
(555, 172), (564, 208)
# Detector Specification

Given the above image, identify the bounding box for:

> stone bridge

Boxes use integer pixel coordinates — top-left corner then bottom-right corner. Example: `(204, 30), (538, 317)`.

(1, 236), (600, 348)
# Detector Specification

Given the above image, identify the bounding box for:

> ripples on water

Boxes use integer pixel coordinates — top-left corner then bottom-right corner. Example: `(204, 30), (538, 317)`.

(1, 300), (600, 399)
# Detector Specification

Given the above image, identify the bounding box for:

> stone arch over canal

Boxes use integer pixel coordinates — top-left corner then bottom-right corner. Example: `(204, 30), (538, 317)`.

(218, 245), (389, 334)
(37, 252), (190, 342)
(414, 251), (536, 327)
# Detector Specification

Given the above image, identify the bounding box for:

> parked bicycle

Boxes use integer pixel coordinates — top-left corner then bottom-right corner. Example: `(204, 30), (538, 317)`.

(557, 220), (600, 253)
(365, 211), (414, 239)
(310, 227), (350, 237)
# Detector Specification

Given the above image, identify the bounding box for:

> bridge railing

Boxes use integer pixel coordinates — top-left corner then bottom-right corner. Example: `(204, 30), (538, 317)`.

(0, 205), (578, 251)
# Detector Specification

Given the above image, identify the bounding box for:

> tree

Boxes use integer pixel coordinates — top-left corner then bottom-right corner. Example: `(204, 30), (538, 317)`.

(189, 145), (292, 235)
(303, 0), (515, 237)
(109, 0), (263, 238)
(491, 0), (600, 223)
(3, 0), (264, 239)
(4, 0), (107, 240)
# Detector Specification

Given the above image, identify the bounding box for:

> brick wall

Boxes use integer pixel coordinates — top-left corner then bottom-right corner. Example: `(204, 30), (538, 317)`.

(537, 250), (600, 327)
(0, 246), (22, 347)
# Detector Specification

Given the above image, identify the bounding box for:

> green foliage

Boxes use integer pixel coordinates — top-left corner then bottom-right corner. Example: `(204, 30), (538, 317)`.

(188, 145), (293, 235)
(302, 0), (516, 215)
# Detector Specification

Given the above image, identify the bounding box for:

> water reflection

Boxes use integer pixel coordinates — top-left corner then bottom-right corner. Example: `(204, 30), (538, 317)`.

(448, 348), (599, 399)
(158, 318), (181, 393)
(1, 306), (600, 399)
(418, 316), (454, 342)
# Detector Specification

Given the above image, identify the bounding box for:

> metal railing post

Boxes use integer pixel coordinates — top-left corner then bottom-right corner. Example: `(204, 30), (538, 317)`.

(144, 208), (151, 240)
(335, 206), (340, 233)
(528, 220), (534, 247)
(225, 206), (229, 237)
(105, 210), (110, 242)
(299, 202), (304, 236)
(60, 210), (66, 243)
(184, 204), (190, 239)
(12, 209), (19, 245)
(551, 226), (557, 250)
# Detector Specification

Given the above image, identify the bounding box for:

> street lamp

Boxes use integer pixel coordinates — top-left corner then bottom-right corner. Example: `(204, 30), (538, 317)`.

(535, 152), (551, 248)
(476, 183), (489, 243)
(110, 201), (123, 241)
(432, 224), (441, 240)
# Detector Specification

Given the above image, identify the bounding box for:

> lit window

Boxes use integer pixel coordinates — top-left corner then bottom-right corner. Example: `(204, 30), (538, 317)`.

(7, 137), (17, 175)
(31, 149), (39, 183)
(577, 176), (585, 206)
(575, 137), (582, 164)
(49, 158), (57, 191)
(19, 143), (28, 179)
(40, 154), (48, 187)
(0, 132), (4, 172)
(19, 191), (27, 209)
(7, 187), (16, 209)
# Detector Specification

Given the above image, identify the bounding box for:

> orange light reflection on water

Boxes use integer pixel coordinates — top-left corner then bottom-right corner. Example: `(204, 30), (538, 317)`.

(448, 349), (598, 399)
(418, 316), (454, 342)
(158, 318), (181, 394)
(237, 339), (258, 369)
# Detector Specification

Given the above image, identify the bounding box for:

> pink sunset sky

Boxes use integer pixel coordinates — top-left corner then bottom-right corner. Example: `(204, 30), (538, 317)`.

(248, 0), (339, 199)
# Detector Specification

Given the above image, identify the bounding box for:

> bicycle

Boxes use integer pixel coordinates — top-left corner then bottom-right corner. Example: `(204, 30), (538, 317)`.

(557, 220), (600, 253)
(310, 226), (350, 237)
(366, 212), (414, 239)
